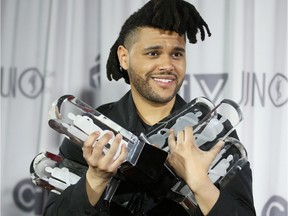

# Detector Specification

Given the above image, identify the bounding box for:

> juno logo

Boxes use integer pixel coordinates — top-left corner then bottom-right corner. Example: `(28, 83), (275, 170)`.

(262, 196), (287, 216)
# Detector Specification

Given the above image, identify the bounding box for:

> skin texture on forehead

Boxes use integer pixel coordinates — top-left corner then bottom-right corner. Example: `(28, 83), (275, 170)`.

(129, 28), (186, 57)
(124, 26), (186, 51)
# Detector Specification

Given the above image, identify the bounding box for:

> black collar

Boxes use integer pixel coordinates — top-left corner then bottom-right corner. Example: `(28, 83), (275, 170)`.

(96, 90), (187, 136)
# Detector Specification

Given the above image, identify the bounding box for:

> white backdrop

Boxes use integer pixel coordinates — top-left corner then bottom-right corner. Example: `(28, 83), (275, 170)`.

(1, 0), (287, 215)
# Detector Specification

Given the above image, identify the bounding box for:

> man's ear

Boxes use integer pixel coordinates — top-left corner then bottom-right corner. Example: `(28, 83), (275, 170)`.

(117, 45), (129, 70)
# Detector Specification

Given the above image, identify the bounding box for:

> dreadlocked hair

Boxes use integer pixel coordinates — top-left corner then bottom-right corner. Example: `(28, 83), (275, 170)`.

(106, 0), (211, 84)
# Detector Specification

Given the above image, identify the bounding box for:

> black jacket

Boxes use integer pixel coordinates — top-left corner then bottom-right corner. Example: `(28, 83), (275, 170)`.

(44, 91), (256, 216)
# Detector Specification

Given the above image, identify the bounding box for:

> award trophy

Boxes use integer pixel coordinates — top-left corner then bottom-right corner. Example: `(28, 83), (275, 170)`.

(30, 95), (247, 214)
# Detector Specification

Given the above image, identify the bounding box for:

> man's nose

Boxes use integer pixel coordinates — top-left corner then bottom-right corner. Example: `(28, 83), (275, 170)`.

(158, 57), (174, 72)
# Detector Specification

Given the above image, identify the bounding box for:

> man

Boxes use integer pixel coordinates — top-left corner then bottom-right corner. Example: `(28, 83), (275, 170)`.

(44, 0), (256, 215)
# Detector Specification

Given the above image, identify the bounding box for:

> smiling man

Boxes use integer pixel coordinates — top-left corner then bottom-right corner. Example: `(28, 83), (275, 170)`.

(117, 28), (186, 125)
(44, 0), (256, 215)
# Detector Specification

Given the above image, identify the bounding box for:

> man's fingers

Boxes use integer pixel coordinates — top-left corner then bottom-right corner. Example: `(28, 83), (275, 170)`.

(105, 134), (122, 158)
(111, 143), (127, 169)
(168, 129), (176, 149)
(83, 131), (101, 148)
(177, 130), (184, 143)
(82, 131), (100, 157)
(210, 140), (225, 157)
(184, 126), (195, 143)
(83, 131), (114, 162)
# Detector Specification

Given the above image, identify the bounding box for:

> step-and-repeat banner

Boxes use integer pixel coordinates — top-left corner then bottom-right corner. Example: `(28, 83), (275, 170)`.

(1, 0), (287, 215)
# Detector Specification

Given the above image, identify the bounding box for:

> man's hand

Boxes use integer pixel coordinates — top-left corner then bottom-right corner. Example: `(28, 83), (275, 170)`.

(167, 126), (224, 215)
(82, 131), (127, 205)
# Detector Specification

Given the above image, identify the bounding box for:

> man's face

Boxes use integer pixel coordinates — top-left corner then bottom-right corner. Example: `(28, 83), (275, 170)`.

(122, 27), (186, 104)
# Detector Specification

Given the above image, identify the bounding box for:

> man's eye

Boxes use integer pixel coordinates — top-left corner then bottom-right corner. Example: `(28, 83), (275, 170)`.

(147, 51), (158, 56)
(172, 52), (183, 58)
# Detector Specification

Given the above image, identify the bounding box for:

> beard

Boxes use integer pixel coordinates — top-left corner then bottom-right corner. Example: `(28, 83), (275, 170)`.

(128, 70), (183, 104)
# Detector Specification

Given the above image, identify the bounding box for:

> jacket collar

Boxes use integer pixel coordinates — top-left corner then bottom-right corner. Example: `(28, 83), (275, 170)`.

(115, 91), (187, 135)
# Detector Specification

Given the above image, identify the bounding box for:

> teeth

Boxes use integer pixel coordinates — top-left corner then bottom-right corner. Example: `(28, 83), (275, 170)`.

(154, 78), (172, 83)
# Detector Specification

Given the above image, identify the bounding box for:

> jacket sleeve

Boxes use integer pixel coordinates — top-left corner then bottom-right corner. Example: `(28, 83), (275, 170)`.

(44, 175), (110, 216)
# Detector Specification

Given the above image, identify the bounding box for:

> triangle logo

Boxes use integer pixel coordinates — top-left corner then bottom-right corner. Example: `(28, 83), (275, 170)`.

(194, 73), (228, 103)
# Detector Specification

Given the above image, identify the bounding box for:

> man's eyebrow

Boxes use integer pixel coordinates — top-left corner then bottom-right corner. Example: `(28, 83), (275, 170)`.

(143, 45), (162, 51)
(143, 46), (185, 52)
(173, 47), (186, 53)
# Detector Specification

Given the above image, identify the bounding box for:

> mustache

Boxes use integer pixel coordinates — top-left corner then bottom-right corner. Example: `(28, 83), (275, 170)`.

(148, 71), (178, 78)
